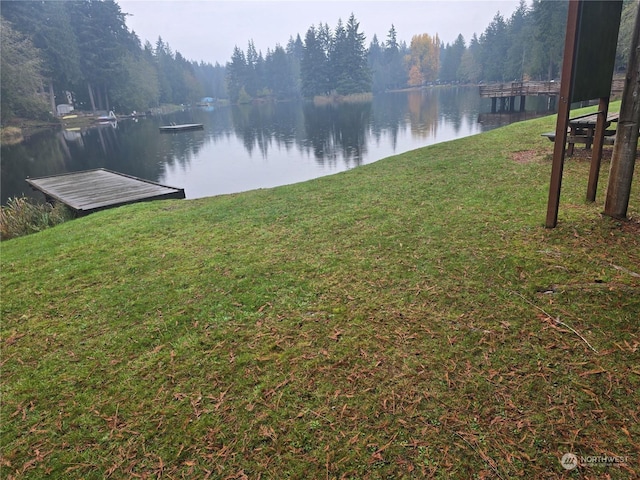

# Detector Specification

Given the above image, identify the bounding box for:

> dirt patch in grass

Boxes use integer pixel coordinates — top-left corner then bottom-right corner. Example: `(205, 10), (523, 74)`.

(511, 149), (545, 164)
(513, 147), (616, 164)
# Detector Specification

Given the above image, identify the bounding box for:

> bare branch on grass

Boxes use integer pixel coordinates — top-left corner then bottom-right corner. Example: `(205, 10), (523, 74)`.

(511, 291), (598, 354)
(609, 263), (640, 278)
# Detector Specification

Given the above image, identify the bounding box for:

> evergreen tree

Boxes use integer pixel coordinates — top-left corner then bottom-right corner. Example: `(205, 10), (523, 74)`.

(504, 0), (532, 81)
(439, 34), (466, 83)
(194, 61), (228, 100)
(340, 14), (371, 94)
(0, 18), (49, 121)
(458, 34), (483, 83)
(246, 40), (261, 97)
(479, 13), (509, 82)
(265, 45), (297, 99)
(317, 23), (333, 61)
(286, 34), (305, 94)
(529, 0), (568, 80)
(385, 25), (399, 55)
(1, 1), (82, 112)
(368, 34), (385, 93)
(110, 51), (159, 111)
(226, 46), (249, 103)
(385, 25), (408, 90)
(330, 19), (349, 93)
(154, 37), (174, 104)
(1, 0), (219, 117)
(301, 15), (371, 97)
(301, 25), (330, 97)
(173, 51), (203, 104)
(72, 0), (139, 111)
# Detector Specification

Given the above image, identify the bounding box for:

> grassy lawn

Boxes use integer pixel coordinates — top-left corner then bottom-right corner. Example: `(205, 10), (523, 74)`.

(1, 107), (638, 479)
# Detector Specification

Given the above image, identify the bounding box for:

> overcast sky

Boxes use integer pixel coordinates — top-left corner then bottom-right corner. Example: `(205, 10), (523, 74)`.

(118, 0), (524, 65)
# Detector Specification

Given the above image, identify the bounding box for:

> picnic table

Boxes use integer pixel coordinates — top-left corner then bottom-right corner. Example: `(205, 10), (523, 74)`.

(567, 111), (619, 155)
(542, 111), (619, 156)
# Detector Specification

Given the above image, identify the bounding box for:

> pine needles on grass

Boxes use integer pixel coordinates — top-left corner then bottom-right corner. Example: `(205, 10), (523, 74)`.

(1, 107), (638, 478)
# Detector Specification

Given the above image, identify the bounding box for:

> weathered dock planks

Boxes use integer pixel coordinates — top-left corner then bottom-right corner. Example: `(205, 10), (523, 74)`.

(26, 169), (185, 216)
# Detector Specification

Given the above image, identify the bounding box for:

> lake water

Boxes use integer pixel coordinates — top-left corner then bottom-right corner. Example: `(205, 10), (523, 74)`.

(1, 87), (553, 205)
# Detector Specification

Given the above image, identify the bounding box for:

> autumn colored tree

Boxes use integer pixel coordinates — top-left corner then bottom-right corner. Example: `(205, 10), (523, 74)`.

(406, 33), (440, 86)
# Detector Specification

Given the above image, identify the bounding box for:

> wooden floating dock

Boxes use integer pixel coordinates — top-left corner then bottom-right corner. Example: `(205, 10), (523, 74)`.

(159, 123), (204, 132)
(26, 168), (185, 216)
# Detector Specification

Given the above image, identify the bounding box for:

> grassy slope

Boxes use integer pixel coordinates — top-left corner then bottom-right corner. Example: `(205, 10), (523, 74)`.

(1, 109), (639, 479)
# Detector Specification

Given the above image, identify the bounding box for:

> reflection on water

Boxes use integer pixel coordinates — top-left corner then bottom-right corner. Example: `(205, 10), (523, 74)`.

(1, 87), (554, 204)
(302, 101), (371, 166)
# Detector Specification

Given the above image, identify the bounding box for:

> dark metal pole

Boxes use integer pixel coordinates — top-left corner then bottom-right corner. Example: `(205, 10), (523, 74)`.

(604, 4), (640, 219)
(546, 1), (581, 228)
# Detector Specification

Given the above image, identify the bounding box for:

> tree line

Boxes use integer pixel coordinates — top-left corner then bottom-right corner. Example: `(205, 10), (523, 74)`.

(227, 0), (635, 102)
(439, 0), (635, 84)
(1, 0), (637, 123)
(1, 0), (225, 122)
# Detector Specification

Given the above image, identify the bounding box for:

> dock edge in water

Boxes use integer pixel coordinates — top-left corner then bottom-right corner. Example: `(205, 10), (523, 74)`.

(159, 123), (204, 132)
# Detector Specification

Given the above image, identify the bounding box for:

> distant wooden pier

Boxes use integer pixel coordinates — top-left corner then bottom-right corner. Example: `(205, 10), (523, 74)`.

(26, 169), (185, 216)
(479, 78), (624, 112)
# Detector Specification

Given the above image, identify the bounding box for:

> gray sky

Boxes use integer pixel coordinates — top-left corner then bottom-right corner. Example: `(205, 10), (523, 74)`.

(118, 0), (524, 65)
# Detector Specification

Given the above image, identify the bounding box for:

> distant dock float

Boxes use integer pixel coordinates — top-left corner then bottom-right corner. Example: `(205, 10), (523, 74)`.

(159, 123), (204, 132)
(26, 168), (185, 216)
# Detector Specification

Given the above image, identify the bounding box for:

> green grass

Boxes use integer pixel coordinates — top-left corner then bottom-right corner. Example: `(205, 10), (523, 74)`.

(2, 106), (639, 479)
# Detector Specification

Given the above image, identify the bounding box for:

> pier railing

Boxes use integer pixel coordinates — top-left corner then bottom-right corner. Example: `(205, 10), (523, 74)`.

(479, 81), (560, 98)
(479, 78), (625, 99)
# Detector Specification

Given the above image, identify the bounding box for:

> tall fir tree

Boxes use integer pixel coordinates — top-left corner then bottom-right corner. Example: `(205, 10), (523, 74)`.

(479, 13), (509, 82)
(301, 25), (330, 97)
(439, 34), (466, 83)
(529, 0), (568, 80)
(504, 0), (531, 81)
(385, 25), (408, 90)
(226, 46), (249, 103)
(340, 14), (371, 94)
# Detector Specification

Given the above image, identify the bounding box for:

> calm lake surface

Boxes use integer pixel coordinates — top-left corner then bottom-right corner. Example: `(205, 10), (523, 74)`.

(1, 87), (553, 205)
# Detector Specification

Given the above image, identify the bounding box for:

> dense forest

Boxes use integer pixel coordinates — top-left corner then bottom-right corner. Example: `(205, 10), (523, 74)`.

(1, 0), (637, 123)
